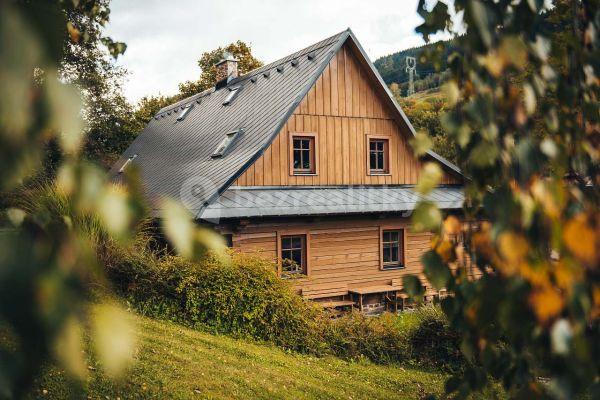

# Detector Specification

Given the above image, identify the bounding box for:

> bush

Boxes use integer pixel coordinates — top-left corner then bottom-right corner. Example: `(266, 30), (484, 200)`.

(103, 243), (327, 353)
(322, 306), (462, 370)
(407, 306), (463, 371)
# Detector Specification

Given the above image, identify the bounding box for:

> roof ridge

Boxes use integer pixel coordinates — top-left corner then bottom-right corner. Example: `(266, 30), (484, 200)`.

(156, 29), (349, 115)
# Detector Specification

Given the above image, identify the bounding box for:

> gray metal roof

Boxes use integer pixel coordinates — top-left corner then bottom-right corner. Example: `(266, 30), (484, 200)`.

(111, 30), (350, 213)
(200, 186), (464, 220)
(111, 29), (463, 219)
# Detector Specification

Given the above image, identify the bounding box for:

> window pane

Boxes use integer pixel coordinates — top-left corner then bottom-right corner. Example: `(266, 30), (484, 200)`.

(370, 152), (377, 169)
(370, 141), (377, 151)
(383, 231), (391, 242)
(377, 152), (384, 170)
(293, 150), (301, 169)
(292, 236), (302, 249)
(302, 150), (311, 169)
(383, 246), (391, 263)
(291, 249), (302, 264)
(391, 246), (398, 262)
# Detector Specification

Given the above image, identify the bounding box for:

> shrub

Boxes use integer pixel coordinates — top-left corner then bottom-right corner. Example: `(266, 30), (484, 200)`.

(322, 306), (462, 370)
(103, 244), (327, 354)
(407, 305), (463, 371)
(322, 311), (411, 364)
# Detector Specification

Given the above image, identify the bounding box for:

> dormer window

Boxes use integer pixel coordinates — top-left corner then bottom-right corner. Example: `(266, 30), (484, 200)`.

(118, 154), (138, 174)
(212, 129), (242, 158)
(176, 104), (194, 121)
(222, 86), (241, 106)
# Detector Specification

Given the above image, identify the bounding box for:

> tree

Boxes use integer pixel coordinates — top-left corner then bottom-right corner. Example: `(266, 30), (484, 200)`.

(407, 0), (600, 398)
(60, 0), (136, 170)
(178, 40), (263, 98)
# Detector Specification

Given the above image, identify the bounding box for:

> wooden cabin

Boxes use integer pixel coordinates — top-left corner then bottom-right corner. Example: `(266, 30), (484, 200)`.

(112, 29), (466, 312)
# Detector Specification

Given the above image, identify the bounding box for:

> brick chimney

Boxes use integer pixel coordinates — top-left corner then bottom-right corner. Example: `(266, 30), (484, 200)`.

(215, 52), (238, 86)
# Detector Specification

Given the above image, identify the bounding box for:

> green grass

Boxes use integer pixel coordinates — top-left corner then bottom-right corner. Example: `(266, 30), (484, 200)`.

(31, 312), (449, 399)
(407, 88), (446, 103)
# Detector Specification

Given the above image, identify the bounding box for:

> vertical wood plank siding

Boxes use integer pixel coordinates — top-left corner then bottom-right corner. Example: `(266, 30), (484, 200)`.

(234, 43), (461, 186)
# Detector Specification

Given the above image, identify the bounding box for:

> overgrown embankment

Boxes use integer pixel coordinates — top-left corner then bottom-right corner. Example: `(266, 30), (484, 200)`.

(15, 183), (464, 372)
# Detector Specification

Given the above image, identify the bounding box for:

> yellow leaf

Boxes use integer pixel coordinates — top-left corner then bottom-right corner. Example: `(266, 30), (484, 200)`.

(529, 286), (564, 323)
(563, 214), (597, 266)
(416, 162), (442, 195)
(435, 239), (456, 263)
(66, 21), (81, 43)
(498, 231), (529, 264)
(441, 81), (460, 106)
(161, 199), (195, 258)
(410, 131), (432, 157)
(54, 316), (87, 381)
(443, 215), (461, 236)
(92, 303), (136, 378)
(98, 185), (131, 239)
(554, 260), (583, 293)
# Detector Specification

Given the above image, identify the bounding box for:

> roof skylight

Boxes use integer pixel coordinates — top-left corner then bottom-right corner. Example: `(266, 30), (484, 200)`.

(118, 154), (138, 174)
(177, 103), (194, 121)
(211, 129), (242, 158)
(222, 86), (241, 106)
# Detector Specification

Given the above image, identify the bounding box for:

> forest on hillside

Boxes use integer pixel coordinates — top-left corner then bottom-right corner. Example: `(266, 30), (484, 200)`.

(374, 39), (455, 96)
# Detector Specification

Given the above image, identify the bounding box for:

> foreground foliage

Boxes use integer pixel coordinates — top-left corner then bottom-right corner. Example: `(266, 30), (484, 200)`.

(409, 0), (600, 398)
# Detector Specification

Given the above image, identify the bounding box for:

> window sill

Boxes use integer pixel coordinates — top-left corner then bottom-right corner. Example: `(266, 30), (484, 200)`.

(381, 264), (405, 271)
(368, 172), (391, 176)
(281, 272), (308, 280)
(291, 172), (317, 176)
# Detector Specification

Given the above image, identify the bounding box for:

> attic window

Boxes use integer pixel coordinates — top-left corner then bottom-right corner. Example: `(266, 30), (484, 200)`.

(277, 65), (284, 73)
(118, 154), (138, 174)
(263, 71), (270, 78)
(211, 129), (242, 158)
(291, 59), (299, 67)
(307, 52), (316, 61)
(250, 76), (257, 83)
(177, 104), (194, 121)
(222, 86), (241, 106)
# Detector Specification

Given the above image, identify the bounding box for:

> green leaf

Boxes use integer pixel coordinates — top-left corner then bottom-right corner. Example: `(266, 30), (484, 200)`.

(410, 131), (433, 157)
(411, 201), (442, 232)
(416, 162), (442, 195)
(402, 275), (424, 299)
(469, 141), (498, 167)
(422, 250), (452, 290)
(415, 0), (449, 42)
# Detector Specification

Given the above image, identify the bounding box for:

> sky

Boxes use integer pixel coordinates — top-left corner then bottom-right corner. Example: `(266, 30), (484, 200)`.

(105, 0), (449, 103)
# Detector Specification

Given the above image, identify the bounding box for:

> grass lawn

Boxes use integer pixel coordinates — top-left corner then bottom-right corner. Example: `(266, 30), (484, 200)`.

(31, 312), (449, 399)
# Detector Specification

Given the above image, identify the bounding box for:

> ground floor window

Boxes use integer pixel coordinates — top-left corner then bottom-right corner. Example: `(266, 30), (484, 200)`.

(280, 234), (307, 275)
(382, 229), (404, 269)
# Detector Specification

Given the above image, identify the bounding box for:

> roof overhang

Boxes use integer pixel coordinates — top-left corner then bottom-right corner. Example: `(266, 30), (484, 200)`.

(199, 185), (464, 221)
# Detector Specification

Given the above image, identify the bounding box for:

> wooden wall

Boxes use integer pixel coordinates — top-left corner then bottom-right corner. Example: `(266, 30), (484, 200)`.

(234, 43), (461, 186)
(231, 216), (435, 297)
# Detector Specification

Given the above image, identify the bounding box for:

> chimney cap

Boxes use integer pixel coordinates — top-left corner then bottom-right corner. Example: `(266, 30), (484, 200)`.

(216, 51), (238, 65)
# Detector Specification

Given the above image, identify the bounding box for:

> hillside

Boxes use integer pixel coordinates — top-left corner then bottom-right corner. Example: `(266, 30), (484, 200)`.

(31, 312), (449, 399)
(374, 38), (455, 84)
(374, 39), (455, 97)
